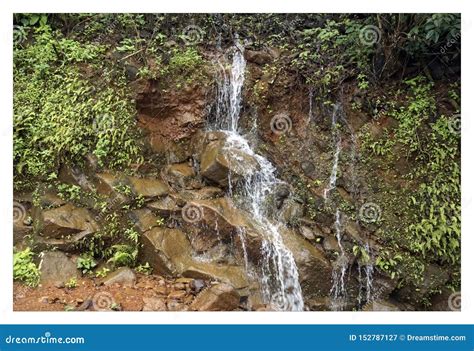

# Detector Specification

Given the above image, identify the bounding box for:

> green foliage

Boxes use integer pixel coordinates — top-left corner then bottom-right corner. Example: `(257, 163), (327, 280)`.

(95, 267), (110, 278)
(57, 184), (82, 202)
(14, 25), (141, 190)
(13, 248), (40, 287)
(65, 277), (78, 289)
(135, 262), (153, 275)
(77, 254), (97, 274)
(390, 76), (436, 155)
(352, 245), (371, 265)
(409, 114), (460, 264)
(375, 250), (403, 279)
(107, 245), (138, 267)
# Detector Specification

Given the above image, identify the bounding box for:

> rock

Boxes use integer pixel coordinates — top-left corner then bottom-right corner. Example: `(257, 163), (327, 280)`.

(363, 300), (401, 311)
(128, 209), (161, 232)
(95, 173), (169, 201)
(244, 48), (279, 65)
(36, 203), (98, 239)
(281, 228), (333, 299)
(274, 185), (290, 209)
(94, 173), (129, 205)
(344, 220), (366, 243)
(161, 163), (196, 189)
(299, 226), (315, 240)
(139, 226), (249, 289)
(182, 264), (248, 289)
(39, 251), (79, 286)
(190, 283), (240, 311)
(300, 160), (316, 177)
(200, 138), (259, 187)
(147, 196), (180, 217)
(37, 191), (66, 208)
(175, 186), (224, 201)
(181, 197), (264, 260)
(58, 165), (94, 191)
(125, 64), (139, 81)
(128, 176), (169, 198)
(100, 267), (136, 287)
(140, 227), (191, 276)
(279, 200), (304, 224)
(395, 264), (449, 305)
(142, 297), (167, 311)
(190, 279), (206, 293)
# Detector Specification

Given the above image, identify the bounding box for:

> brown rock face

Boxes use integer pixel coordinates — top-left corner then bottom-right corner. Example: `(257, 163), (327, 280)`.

(280, 228), (333, 299)
(200, 137), (259, 187)
(39, 251), (78, 286)
(36, 203), (98, 239)
(95, 173), (169, 201)
(139, 226), (249, 289)
(100, 267), (136, 287)
(135, 80), (210, 153)
(190, 283), (240, 311)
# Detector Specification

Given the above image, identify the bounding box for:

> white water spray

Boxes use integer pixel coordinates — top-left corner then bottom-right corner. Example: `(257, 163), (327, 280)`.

(323, 104), (342, 200)
(212, 43), (304, 311)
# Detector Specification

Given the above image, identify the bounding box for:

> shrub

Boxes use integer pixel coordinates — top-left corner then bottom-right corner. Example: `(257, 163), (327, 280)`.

(13, 248), (40, 287)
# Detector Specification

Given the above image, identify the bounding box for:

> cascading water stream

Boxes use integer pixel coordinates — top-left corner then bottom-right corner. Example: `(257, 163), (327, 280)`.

(323, 104), (342, 200)
(357, 242), (374, 307)
(210, 43), (304, 311)
(330, 209), (348, 310)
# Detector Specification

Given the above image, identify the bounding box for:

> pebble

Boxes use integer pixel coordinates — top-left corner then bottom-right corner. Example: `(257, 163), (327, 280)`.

(190, 279), (205, 293)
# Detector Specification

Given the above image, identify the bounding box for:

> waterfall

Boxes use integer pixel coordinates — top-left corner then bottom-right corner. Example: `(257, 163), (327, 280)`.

(323, 104), (342, 200)
(210, 43), (304, 311)
(357, 243), (374, 307)
(330, 209), (348, 310)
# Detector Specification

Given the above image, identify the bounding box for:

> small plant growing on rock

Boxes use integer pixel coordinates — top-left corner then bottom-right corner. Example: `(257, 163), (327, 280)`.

(107, 245), (137, 268)
(65, 277), (77, 289)
(13, 248), (40, 287)
(95, 267), (110, 278)
(77, 254), (97, 275)
(135, 263), (153, 275)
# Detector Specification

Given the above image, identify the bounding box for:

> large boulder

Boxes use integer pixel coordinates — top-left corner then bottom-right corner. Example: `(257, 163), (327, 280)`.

(39, 251), (79, 286)
(161, 163), (198, 189)
(200, 137), (259, 187)
(280, 228), (333, 299)
(95, 173), (169, 201)
(139, 226), (249, 289)
(100, 267), (136, 287)
(180, 198), (264, 260)
(128, 176), (169, 198)
(36, 203), (98, 239)
(190, 283), (240, 311)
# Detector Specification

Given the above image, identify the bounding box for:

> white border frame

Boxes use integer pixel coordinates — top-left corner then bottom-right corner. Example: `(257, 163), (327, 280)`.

(1, 0), (472, 325)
